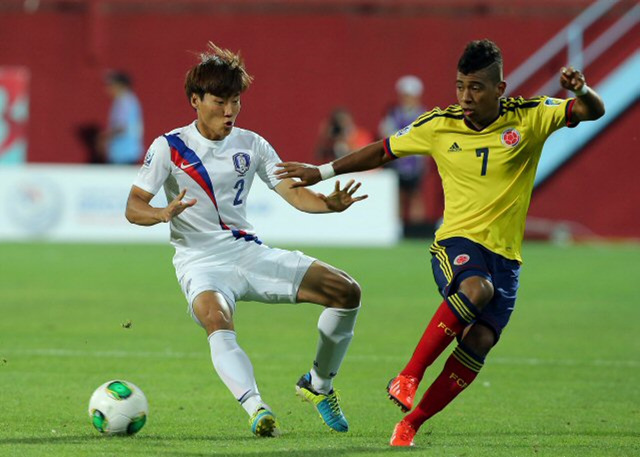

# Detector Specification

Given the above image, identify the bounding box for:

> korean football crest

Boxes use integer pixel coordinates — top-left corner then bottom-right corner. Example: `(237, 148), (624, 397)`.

(501, 128), (521, 148)
(232, 152), (251, 176)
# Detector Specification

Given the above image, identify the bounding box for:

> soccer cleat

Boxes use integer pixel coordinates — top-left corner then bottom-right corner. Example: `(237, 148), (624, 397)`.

(387, 374), (419, 412)
(389, 419), (417, 447)
(249, 408), (279, 437)
(295, 373), (348, 432)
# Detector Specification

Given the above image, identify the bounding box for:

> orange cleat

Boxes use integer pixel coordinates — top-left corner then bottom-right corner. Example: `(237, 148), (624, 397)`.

(389, 419), (417, 447)
(386, 374), (419, 412)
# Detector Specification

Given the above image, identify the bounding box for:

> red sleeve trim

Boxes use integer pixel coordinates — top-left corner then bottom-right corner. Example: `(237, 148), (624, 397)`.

(565, 98), (580, 128)
(383, 137), (398, 159)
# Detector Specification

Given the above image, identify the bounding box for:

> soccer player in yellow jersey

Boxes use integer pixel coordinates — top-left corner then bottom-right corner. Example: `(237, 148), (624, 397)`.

(276, 39), (605, 446)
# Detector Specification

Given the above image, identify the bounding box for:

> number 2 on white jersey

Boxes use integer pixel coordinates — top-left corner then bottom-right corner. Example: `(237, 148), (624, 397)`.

(233, 179), (245, 205)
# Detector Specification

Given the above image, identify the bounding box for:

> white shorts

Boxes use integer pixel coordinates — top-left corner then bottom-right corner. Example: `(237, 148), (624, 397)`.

(176, 241), (316, 319)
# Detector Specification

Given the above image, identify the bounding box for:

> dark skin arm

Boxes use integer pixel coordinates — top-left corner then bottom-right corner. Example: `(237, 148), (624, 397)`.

(277, 67), (605, 188)
(559, 66), (605, 121)
(275, 140), (393, 188)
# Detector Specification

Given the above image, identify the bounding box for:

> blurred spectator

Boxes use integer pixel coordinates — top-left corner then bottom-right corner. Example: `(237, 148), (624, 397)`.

(99, 70), (143, 164)
(316, 107), (373, 162)
(379, 75), (427, 225)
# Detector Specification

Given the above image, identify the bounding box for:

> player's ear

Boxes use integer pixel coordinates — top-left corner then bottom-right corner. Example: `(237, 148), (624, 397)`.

(496, 81), (506, 98)
(190, 93), (201, 110)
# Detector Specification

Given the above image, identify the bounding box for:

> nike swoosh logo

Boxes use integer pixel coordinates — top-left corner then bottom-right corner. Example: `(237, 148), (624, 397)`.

(180, 162), (200, 170)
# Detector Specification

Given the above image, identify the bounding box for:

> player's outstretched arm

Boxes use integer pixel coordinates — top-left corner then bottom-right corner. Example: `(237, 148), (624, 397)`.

(275, 140), (390, 188)
(560, 66), (605, 121)
(275, 178), (367, 213)
(125, 186), (197, 226)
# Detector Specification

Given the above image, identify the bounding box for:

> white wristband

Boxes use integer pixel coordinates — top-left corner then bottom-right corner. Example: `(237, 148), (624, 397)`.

(573, 84), (589, 97)
(318, 163), (336, 180)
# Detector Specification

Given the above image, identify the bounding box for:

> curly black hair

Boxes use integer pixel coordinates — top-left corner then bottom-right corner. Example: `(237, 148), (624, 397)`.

(457, 39), (503, 82)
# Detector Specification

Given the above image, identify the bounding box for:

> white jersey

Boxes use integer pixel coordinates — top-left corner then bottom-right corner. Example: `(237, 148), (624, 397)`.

(133, 121), (282, 267)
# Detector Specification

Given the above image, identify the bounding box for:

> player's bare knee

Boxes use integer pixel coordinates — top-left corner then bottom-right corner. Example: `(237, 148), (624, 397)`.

(205, 311), (233, 332)
(462, 324), (496, 357)
(192, 293), (234, 332)
(332, 274), (361, 309)
(343, 276), (361, 309)
(459, 276), (494, 308)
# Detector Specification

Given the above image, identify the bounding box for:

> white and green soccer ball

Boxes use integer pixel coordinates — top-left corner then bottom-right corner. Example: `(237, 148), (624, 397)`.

(88, 380), (148, 435)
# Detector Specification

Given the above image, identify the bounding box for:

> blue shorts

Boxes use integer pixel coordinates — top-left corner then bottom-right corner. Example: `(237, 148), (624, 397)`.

(430, 237), (521, 339)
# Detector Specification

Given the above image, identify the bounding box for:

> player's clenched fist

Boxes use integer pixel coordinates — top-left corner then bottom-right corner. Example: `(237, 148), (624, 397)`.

(560, 66), (586, 93)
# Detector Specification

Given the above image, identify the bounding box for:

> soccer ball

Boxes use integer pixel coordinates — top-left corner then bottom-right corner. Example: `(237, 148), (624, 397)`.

(88, 380), (148, 435)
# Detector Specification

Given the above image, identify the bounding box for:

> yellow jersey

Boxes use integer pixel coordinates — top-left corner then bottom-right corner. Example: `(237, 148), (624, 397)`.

(385, 96), (577, 262)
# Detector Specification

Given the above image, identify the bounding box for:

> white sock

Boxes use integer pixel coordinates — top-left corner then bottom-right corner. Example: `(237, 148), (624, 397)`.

(310, 306), (360, 394)
(208, 330), (264, 415)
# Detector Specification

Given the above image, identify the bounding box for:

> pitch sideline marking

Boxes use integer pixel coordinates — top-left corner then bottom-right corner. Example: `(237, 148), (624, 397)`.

(1, 348), (639, 368)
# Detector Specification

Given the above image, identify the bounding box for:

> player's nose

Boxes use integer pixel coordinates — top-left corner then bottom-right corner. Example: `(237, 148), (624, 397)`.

(223, 102), (235, 116)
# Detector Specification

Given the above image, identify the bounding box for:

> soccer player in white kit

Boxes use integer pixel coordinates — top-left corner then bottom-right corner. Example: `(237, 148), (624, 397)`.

(125, 43), (367, 437)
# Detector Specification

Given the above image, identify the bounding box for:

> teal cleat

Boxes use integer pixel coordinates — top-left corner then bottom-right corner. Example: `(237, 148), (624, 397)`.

(249, 408), (279, 437)
(295, 372), (348, 432)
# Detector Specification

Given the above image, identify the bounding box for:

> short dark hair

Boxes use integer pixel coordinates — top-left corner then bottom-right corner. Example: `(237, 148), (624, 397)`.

(185, 42), (253, 101)
(457, 39), (503, 82)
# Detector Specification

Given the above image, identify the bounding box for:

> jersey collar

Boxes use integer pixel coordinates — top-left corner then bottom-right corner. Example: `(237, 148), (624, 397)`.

(189, 121), (229, 149)
(463, 100), (503, 132)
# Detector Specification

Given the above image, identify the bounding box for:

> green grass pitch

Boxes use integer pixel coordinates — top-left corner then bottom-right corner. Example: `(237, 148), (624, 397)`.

(1, 241), (638, 456)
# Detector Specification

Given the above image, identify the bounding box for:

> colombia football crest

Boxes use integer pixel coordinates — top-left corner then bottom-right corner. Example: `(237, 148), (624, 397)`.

(453, 254), (470, 266)
(232, 152), (251, 176)
(501, 128), (521, 148)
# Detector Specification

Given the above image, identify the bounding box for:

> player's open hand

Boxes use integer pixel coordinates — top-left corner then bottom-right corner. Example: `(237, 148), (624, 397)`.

(275, 162), (321, 187)
(319, 179), (368, 212)
(560, 66), (587, 93)
(160, 188), (197, 222)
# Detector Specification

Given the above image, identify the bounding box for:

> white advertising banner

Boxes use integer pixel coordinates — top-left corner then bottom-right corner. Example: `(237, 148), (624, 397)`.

(0, 165), (400, 245)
